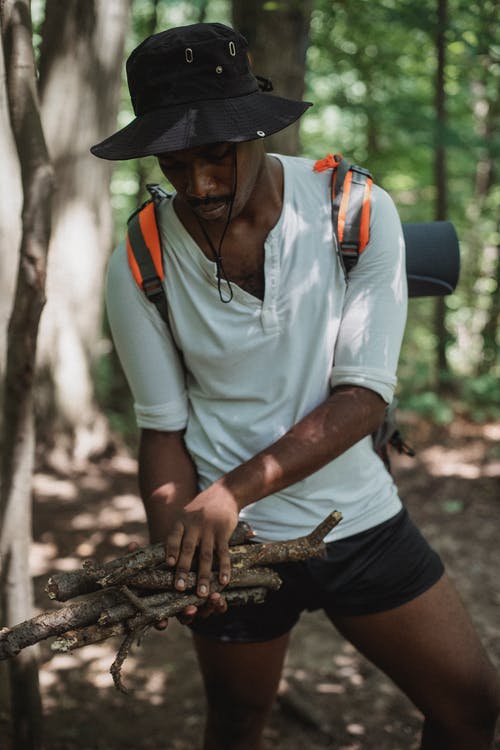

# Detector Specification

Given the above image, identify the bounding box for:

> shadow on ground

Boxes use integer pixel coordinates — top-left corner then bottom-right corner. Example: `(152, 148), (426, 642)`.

(31, 416), (500, 749)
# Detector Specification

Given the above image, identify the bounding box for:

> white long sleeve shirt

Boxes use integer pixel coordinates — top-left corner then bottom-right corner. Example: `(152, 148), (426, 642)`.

(106, 155), (408, 542)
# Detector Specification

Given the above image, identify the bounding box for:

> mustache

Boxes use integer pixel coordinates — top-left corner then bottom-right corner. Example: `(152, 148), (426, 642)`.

(187, 195), (233, 208)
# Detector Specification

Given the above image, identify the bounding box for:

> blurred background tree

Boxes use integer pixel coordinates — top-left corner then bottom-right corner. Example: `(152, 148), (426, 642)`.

(1, 2), (54, 746)
(35, 0), (133, 465)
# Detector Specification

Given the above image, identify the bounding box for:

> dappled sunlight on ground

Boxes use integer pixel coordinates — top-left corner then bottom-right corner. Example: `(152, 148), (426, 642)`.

(419, 443), (500, 479)
(394, 417), (500, 479)
(33, 473), (78, 501)
(32, 458), (146, 579)
(29, 418), (500, 750)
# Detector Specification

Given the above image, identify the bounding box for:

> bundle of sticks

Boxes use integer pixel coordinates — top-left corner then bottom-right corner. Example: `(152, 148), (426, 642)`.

(0, 510), (342, 692)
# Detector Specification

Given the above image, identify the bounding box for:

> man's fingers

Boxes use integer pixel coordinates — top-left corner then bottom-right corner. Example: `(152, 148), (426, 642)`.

(199, 592), (228, 619)
(210, 592), (228, 614)
(177, 604), (198, 625)
(196, 535), (215, 597)
(154, 618), (169, 631)
(165, 517), (234, 596)
(165, 521), (184, 567)
(174, 529), (200, 591)
(216, 538), (231, 587)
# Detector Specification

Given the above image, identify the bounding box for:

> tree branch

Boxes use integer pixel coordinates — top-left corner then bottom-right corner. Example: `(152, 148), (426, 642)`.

(0, 511), (342, 692)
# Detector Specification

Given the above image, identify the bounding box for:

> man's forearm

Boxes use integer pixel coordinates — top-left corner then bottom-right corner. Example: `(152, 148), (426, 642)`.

(137, 385), (386, 595)
(138, 429), (198, 543)
(218, 385), (386, 511)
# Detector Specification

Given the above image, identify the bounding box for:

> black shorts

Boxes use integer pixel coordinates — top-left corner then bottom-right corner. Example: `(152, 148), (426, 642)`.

(189, 507), (445, 643)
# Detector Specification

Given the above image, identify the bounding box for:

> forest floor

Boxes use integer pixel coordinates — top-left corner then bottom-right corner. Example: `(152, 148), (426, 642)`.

(31, 414), (500, 750)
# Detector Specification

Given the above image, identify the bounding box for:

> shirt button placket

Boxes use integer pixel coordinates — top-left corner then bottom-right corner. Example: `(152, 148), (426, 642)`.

(261, 239), (279, 333)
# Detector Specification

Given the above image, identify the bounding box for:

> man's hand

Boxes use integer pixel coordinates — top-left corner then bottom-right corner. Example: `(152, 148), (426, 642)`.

(139, 430), (240, 602)
(125, 538), (229, 628)
(141, 385), (385, 604)
(160, 482), (239, 597)
(177, 592), (229, 625)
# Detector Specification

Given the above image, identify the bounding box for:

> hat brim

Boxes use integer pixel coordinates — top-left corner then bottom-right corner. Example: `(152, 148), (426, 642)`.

(91, 92), (312, 160)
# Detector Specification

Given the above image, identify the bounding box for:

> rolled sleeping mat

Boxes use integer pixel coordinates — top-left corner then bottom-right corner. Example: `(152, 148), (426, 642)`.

(402, 221), (460, 298)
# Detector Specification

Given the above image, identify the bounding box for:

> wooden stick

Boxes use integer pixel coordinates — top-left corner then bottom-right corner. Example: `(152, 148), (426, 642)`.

(0, 568), (282, 659)
(45, 520), (255, 602)
(51, 622), (125, 652)
(126, 565), (281, 592)
(1, 511), (342, 661)
(110, 630), (137, 694)
(98, 569), (282, 627)
(230, 510), (342, 570)
(51, 587), (271, 653)
(45, 511), (341, 601)
(0, 589), (123, 659)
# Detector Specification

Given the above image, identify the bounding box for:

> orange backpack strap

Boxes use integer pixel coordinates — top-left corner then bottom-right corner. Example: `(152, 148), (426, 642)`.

(314, 153), (373, 278)
(126, 184), (170, 323)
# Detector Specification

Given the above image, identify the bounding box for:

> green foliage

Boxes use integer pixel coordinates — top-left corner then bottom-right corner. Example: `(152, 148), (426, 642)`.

(302, 0), (500, 421)
(460, 374), (500, 421)
(31, 0), (46, 61)
(100, 0), (499, 439)
(399, 392), (455, 425)
(398, 372), (500, 424)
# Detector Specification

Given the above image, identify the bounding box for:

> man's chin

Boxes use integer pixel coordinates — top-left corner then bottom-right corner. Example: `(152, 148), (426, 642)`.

(192, 201), (230, 221)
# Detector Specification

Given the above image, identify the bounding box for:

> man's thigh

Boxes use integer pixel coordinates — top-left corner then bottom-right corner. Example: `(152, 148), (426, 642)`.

(329, 574), (500, 724)
(193, 632), (290, 710)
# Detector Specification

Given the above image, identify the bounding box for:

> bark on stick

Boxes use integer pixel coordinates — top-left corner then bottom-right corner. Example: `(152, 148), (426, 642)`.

(52, 587), (271, 653)
(46, 512), (341, 601)
(46, 520), (255, 601)
(0, 568), (282, 658)
(1, 511), (342, 662)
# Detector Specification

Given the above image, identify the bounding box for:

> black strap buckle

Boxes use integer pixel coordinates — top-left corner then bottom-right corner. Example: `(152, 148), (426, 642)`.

(350, 165), (372, 183)
(146, 183), (171, 206)
(142, 275), (163, 301)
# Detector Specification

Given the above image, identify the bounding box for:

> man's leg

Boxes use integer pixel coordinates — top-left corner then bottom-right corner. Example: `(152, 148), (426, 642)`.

(193, 632), (290, 750)
(329, 574), (500, 749)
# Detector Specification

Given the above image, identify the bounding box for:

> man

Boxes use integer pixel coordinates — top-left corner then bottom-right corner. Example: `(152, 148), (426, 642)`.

(92, 22), (500, 750)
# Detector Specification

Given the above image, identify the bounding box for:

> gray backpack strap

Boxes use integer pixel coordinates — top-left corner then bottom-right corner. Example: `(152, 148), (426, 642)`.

(314, 153), (373, 280)
(331, 157), (373, 276)
(126, 184), (171, 324)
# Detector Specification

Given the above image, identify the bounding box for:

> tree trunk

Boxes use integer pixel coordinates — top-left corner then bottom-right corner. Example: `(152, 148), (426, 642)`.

(37, 0), (132, 463)
(232, 0), (313, 156)
(433, 0), (450, 391)
(478, 236), (500, 374)
(471, 8), (500, 375)
(133, 0), (161, 206)
(0, 1), (55, 747)
(0, 19), (22, 418)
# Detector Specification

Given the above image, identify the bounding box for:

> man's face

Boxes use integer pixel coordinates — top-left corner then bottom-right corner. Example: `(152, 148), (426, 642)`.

(157, 140), (264, 223)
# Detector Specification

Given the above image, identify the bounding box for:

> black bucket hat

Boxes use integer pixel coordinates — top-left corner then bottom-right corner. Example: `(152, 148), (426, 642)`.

(91, 22), (312, 161)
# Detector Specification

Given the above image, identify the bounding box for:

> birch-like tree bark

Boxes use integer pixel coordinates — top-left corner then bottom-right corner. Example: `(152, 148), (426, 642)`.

(0, 22), (22, 411)
(37, 0), (132, 463)
(0, 1), (55, 747)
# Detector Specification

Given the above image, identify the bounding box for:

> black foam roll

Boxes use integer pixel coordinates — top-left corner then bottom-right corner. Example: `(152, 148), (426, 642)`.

(402, 221), (460, 298)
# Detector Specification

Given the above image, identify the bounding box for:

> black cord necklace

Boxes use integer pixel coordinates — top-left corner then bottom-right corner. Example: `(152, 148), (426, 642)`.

(194, 145), (237, 303)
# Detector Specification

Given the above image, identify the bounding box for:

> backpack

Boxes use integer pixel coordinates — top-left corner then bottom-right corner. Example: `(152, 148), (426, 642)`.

(124, 153), (459, 468)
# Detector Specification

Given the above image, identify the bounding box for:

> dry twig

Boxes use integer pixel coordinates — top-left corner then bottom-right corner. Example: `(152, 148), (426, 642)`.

(0, 511), (342, 692)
